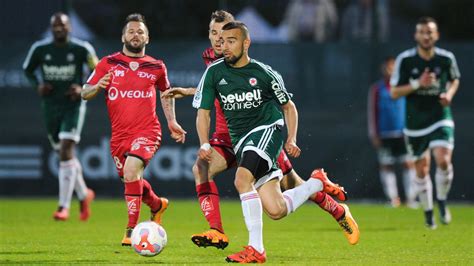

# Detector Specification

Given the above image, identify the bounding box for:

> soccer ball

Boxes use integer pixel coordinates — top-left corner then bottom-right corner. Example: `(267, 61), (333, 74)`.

(131, 221), (167, 256)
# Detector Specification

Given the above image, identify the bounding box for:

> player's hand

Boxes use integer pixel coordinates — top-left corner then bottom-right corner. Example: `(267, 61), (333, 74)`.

(65, 83), (82, 101)
(37, 83), (53, 96)
(198, 145), (213, 162)
(168, 120), (187, 143)
(161, 87), (194, 99)
(439, 92), (452, 107)
(419, 68), (436, 88)
(97, 72), (112, 90)
(371, 137), (381, 148)
(285, 140), (301, 158)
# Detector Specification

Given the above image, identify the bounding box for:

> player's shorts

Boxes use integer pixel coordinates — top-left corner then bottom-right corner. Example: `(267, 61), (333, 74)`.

(406, 126), (454, 159)
(236, 125), (284, 189)
(110, 132), (161, 178)
(377, 137), (410, 165)
(42, 101), (86, 150)
(209, 132), (236, 168)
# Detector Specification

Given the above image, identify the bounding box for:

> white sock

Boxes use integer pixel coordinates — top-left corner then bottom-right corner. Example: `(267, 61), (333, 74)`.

(380, 169), (399, 201)
(402, 168), (417, 203)
(414, 176), (433, 211)
(282, 178), (323, 215)
(240, 190), (264, 253)
(58, 159), (77, 209)
(73, 158), (88, 200)
(435, 165), (453, 201)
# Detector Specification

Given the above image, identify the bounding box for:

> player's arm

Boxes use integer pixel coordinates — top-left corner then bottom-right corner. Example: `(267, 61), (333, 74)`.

(196, 108), (212, 161)
(439, 54), (461, 107)
(22, 43), (52, 96)
(161, 87), (197, 99)
(367, 84), (381, 148)
(281, 100), (301, 158)
(84, 42), (99, 71)
(159, 91), (187, 143)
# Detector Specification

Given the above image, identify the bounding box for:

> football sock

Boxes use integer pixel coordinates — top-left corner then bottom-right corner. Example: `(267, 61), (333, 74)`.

(73, 158), (88, 201)
(415, 176), (433, 211)
(124, 179), (143, 228)
(380, 169), (399, 202)
(142, 179), (162, 212)
(424, 209), (435, 226)
(402, 168), (417, 204)
(58, 159), (77, 209)
(437, 199), (447, 217)
(240, 190), (264, 253)
(282, 178), (323, 215)
(435, 165), (453, 201)
(311, 192), (345, 220)
(196, 181), (224, 233)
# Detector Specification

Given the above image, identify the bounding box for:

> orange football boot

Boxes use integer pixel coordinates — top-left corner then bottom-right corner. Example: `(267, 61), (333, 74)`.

(226, 246), (266, 263)
(311, 168), (347, 201)
(191, 229), (229, 249)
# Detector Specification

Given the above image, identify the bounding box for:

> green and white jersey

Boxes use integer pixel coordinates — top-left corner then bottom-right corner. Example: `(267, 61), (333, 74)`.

(390, 47), (460, 137)
(23, 37), (97, 107)
(193, 58), (291, 151)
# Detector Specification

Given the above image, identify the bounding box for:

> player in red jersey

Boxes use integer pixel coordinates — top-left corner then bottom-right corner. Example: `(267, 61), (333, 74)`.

(162, 11), (359, 249)
(81, 14), (186, 246)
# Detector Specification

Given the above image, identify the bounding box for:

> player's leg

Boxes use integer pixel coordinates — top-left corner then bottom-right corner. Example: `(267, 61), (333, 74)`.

(62, 102), (94, 221)
(191, 143), (231, 249)
(408, 133), (436, 229)
(401, 159), (418, 209)
(377, 140), (400, 207)
(431, 127), (455, 224)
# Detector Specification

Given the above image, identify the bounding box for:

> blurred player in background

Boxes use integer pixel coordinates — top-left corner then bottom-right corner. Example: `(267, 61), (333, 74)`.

(163, 10), (359, 250)
(23, 12), (96, 221)
(368, 56), (417, 208)
(194, 21), (354, 263)
(81, 13), (187, 245)
(391, 17), (460, 229)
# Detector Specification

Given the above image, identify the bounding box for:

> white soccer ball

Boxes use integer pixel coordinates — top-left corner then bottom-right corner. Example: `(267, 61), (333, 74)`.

(131, 221), (167, 256)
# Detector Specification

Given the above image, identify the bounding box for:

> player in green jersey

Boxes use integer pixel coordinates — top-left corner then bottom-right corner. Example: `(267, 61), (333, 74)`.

(390, 17), (460, 229)
(194, 21), (352, 263)
(23, 12), (98, 221)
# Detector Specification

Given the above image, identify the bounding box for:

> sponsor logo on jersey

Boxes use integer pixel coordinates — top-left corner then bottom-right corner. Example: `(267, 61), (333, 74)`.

(271, 80), (287, 104)
(114, 69), (125, 77)
(42, 64), (76, 81)
(219, 89), (263, 111)
(138, 71), (157, 81)
(45, 54), (51, 61)
(108, 87), (153, 101)
(218, 78), (228, 85)
(249, 77), (257, 86)
(129, 61), (139, 71)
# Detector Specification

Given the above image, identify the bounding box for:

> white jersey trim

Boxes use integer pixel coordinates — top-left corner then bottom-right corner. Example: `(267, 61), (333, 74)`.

(22, 38), (53, 70)
(193, 58), (224, 109)
(403, 119), (454, 137)
(390, 48), (417, 87)
(234, 119), (284, 153)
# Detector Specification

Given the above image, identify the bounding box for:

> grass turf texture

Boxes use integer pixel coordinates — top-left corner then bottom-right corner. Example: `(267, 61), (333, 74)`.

(0, 199), (472, 265)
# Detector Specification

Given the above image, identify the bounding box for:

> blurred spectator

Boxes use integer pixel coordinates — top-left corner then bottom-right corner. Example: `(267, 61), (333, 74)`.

(284, 0), (338, 42)
(341, 0), (389, 42)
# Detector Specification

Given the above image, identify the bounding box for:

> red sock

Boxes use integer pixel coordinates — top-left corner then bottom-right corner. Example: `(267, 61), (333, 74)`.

(142, 179), (162, 212)
(196, 181), (224, 233)
(312, 192), (345, 220)
(124, 180), (143, 228)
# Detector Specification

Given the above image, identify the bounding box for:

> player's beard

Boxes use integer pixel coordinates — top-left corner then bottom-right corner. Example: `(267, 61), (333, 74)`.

(124, 40), (146, 54)
(224, 49), (243, 65)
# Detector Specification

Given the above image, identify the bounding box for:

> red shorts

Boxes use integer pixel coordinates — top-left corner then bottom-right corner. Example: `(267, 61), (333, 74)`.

(209, 132), (293, 174)
(209, 132), (236, 168)
(110, 133), (161, 177)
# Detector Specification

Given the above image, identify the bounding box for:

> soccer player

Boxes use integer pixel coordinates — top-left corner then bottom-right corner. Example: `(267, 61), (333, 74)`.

(194, 21), (355, 263)
(23, 12), (96, 221)
(391, 17), (460, 229)
(368, 56), (417, 208)
(163, 10), (359, 250)
(81, 13), (187, 245)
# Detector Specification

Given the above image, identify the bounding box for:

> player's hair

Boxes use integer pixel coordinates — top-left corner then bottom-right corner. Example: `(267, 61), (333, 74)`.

(417, 16), (438, 27)
(210, 10), (234, 23)
(50, 12), (69, 25)
(122, 13), (148, 34)
(222, 21), (249, 39)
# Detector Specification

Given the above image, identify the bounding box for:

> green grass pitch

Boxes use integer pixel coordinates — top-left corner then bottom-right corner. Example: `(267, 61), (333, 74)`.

(1, 199), (472, 265)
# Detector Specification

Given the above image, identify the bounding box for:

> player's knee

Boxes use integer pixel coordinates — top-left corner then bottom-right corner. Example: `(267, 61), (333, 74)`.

(437, 158), (451, 170)
(123, 167), (140, 182)
(192, 159), (210, 184)
(265, 206), (286, 220)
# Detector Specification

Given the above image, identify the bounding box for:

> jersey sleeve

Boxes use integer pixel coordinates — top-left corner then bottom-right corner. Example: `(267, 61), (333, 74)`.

(82, 41), (99, 71)
(155, 62), (171, 92)
(264, 66), (290, 105)
(390, 55), (408, 87)
(22, 42), (41, 87)
(447, 52), (461, 81)
(85, 58), (108, 85)
(193, 66), (215, 110)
